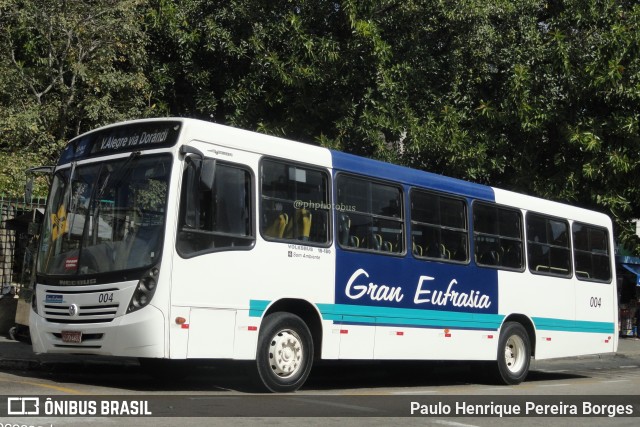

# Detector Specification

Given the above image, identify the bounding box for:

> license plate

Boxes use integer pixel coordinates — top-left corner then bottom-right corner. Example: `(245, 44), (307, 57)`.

(61, 331), (82, 344)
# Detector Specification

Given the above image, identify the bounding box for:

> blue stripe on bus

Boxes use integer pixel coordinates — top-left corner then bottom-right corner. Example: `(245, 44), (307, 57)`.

(249, 300), (615, 334)
(329, 150), (495, 202)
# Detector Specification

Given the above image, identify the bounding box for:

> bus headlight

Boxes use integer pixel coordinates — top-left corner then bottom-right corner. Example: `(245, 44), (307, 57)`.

(127, 266), (159, 313)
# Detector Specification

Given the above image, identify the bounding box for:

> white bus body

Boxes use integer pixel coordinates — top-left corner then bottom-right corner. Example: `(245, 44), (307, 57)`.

(30, 118), (618, 392)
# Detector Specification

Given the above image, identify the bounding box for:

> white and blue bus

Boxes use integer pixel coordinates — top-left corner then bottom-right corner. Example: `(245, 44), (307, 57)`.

(30, 118), (617, 392)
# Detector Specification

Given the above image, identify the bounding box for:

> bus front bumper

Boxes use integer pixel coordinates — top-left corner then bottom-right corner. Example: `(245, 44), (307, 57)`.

(29, 304), (166, 358)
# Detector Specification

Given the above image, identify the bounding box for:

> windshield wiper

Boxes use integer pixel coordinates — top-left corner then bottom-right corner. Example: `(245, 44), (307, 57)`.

(95, 151), (141, 202)
(83, 151), (141, 249)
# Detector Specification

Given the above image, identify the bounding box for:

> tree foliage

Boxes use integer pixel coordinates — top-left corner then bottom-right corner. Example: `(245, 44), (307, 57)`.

(2, 0), (640, 251)
(0, 0), (162, 196)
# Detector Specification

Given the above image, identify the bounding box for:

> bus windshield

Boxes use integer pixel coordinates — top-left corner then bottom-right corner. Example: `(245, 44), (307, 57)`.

(37, 154), (172, 279)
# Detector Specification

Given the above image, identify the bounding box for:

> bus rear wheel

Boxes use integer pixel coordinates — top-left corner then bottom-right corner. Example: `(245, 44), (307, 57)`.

(494, 321), (531, 385)
(254, 312), (314, 393)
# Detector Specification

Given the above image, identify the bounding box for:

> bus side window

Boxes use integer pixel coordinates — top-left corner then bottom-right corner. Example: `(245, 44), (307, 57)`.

(526, 213), (571, 277)
(473, 202), (523, 270)
(336, 175), (404, 254)
(177, 159), (254, 257)
(572, 222), (611, 282)
(260, 159), (329, 244)
(411, 189), (468, 263)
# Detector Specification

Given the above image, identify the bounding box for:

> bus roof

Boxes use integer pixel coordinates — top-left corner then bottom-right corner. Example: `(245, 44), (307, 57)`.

(329, 149), (496, 202)
(63, 117), (611, 225)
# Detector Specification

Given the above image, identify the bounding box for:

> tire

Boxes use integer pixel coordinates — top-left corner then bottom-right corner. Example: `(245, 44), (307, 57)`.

(494, 321), (531, 385)
(254, 312), (314, 393)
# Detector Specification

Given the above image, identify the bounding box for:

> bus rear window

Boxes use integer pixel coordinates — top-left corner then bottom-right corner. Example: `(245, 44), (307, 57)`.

(573, 223), (611, 282)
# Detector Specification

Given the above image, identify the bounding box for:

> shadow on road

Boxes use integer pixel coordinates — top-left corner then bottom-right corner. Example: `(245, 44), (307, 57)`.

(0, 358), (588, 393)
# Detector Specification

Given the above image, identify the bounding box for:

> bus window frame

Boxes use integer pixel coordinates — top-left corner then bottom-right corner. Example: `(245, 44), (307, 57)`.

(472, 201), (526, 272)
(335, 172), (406, 257)
(259, 156), (333, 248)
(572, 221), (613, 284)
(525, 211), (573, 279)
(409, 187), (470, 265)
(176, 156), (256, 259)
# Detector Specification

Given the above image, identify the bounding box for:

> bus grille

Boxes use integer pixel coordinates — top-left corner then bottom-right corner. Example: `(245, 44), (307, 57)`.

(43, 304), (119, 324)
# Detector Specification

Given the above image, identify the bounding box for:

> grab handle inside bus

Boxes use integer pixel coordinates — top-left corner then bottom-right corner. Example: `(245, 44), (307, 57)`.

(181, 146), (204, 229)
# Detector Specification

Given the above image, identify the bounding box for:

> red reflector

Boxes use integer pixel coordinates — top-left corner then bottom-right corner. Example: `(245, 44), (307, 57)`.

(396, 331), (404, 336)
(340, 329), (348, 334)
(545, 337), (551, 341)
(248, 326), (257, 331)
(181, 324), (189, 329)
(444, 333), (452, 338)
(487, 335), (494, 339)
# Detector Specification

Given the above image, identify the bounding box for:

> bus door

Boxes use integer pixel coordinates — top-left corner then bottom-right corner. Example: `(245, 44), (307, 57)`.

(170, 146), (256, 359)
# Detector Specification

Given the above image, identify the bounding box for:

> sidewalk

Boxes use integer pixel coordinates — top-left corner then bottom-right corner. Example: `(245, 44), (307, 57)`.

(1, 334), (640, 372)
(607, 336), (640, 356)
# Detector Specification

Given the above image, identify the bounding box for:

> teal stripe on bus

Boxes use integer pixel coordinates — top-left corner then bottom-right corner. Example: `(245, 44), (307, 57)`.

(249, 299), (270, 318)
(250, 300), (615, 334)
(317, 303), (504, 330)
(532, 317), (615, 334)
(250, 300), (503, 330)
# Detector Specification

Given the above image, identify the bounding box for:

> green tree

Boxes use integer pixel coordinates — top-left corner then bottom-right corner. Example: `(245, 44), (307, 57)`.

(0, 0), (163, 197)
(145, 0), (640, 251)
(368, 0), (640, 252)
(145, 0), (401, 153)
(545, 0), (640, 251)
(3, 0), (640, 252)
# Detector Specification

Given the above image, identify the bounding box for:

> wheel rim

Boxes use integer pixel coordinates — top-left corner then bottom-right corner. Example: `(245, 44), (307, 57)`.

(504, 334), (526, 374)
(268, 329), (304, 378)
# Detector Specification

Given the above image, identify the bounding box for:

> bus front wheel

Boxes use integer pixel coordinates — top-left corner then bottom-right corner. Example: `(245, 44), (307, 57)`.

(494, 321), (531, 385)
(254, 312), (314, 393)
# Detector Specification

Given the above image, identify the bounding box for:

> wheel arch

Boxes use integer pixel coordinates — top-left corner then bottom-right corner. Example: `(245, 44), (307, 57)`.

(262, 298), (323, 360)
(501, 313), (537, 358)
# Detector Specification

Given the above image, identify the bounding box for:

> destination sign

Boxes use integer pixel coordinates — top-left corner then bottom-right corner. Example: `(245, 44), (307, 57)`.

(58, 120), (182, 165)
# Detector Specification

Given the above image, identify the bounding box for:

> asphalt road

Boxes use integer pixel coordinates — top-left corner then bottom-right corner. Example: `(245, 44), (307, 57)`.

(1, 336), (639, 426)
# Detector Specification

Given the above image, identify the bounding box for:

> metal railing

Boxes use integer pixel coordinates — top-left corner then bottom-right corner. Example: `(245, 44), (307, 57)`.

(0, 194), (47, 298)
